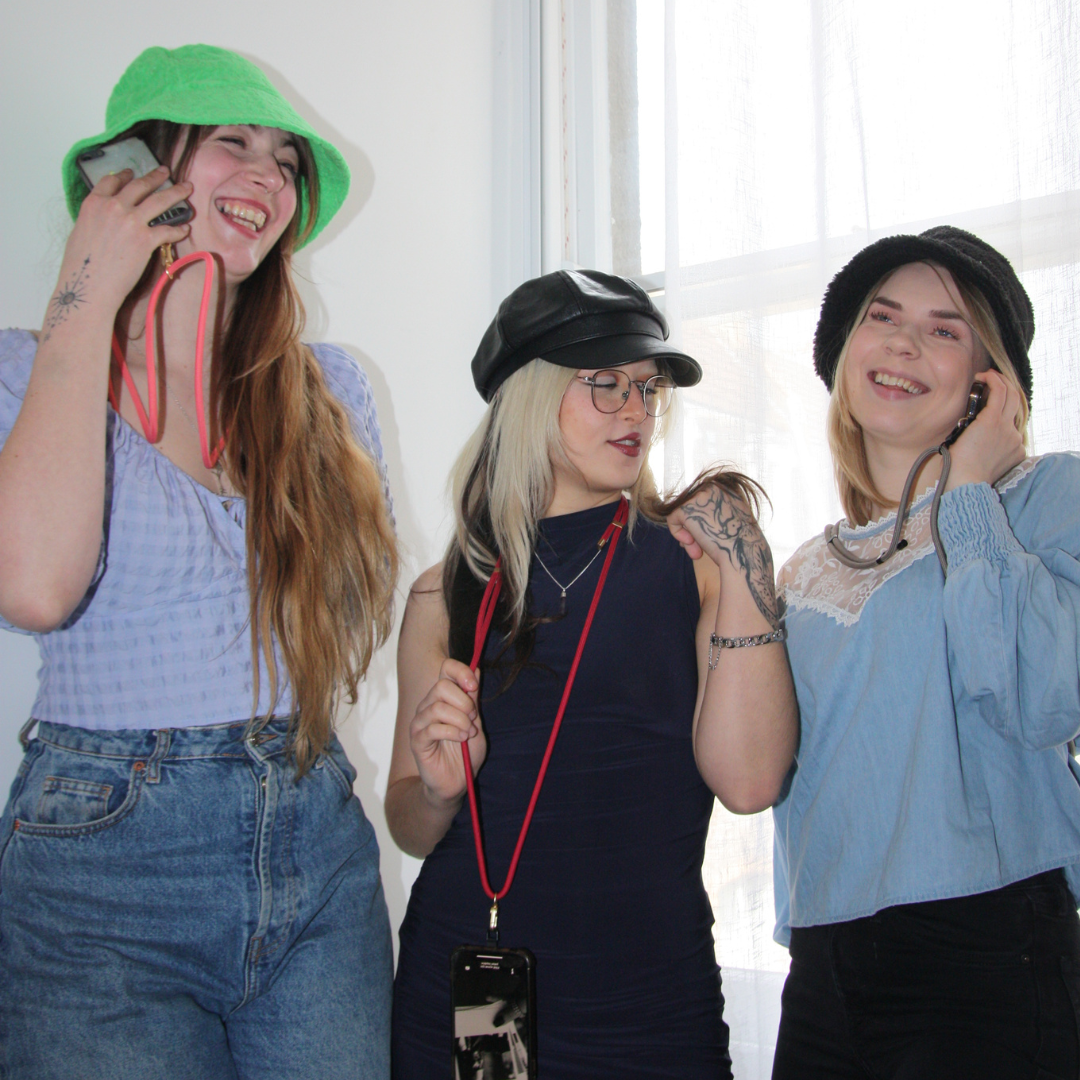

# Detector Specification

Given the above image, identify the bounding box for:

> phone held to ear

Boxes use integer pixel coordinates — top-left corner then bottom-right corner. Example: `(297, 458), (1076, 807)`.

(943, 382), (988, 447)
(76, 138), (193, 227)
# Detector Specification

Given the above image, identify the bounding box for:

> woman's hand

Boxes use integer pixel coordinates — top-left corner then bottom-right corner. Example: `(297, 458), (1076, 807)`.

(45, 168), (193, 333)
(668, 485), (783, 629)
(944, 369), (1026, 491)
(409, 658), (487, 808)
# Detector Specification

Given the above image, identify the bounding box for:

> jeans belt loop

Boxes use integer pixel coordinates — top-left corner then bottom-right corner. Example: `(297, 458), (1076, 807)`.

(146, 729), (172, 784)
(17, 718), (38, 751)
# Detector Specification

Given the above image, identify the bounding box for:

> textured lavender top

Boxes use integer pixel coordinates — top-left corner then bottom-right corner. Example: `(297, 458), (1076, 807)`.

(0, 329), (390, 729)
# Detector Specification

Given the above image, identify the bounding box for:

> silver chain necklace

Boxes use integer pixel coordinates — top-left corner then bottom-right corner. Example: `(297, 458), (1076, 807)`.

(534, 539), (608, 614)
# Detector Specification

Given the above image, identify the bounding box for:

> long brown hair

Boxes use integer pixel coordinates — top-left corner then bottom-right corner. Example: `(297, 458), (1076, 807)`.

(116, 121), (398, 771)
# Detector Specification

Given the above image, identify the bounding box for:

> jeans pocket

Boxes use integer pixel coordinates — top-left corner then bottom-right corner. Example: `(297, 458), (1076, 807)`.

(14, 750), (145, 838)
(35, 777), (113, 825)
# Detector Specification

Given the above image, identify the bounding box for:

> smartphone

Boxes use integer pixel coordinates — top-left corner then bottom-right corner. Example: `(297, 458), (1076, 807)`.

(943, 382), (988, 447)
(450, 945), (537, 1080)
(76, 137), (193, 227)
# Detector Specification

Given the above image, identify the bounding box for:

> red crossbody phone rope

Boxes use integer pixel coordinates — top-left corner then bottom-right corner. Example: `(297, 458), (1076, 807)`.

(461, 496), (628, 941)
(108, 246), (226, 470)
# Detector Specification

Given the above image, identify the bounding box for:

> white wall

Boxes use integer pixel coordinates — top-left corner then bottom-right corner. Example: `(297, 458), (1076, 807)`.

(0, 0), (506, 941)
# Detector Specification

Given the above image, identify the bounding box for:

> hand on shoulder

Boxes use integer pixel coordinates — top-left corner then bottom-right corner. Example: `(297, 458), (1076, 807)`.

(666, 482), (783, 627)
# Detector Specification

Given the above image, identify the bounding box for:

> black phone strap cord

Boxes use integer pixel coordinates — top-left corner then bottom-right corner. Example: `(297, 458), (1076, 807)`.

(824, 441), (955, 577)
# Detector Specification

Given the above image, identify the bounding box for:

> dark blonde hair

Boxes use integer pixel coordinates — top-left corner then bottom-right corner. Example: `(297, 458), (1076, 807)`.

(118, 121), (398, 772)
(827, 261), (1030, 526)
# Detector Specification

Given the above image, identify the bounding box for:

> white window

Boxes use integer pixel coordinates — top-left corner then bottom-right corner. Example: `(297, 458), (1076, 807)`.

(543, 2), (1080, 1075)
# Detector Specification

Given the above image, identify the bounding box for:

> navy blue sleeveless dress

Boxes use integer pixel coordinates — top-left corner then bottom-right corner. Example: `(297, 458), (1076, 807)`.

(392, 502), (731, 1078)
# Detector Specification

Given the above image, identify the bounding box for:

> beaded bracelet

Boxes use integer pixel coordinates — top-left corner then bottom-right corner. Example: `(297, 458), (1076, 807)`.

(708, 626), (787, 669)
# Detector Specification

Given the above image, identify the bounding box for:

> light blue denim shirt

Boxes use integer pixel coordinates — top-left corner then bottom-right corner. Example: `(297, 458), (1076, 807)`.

(773, 453), (1080, 946)
(0, 329), (391, 729)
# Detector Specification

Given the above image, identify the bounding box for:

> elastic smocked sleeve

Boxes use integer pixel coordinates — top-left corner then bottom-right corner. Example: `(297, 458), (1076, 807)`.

(309, 342), (395, 525)
(938, 455), (1080, 751)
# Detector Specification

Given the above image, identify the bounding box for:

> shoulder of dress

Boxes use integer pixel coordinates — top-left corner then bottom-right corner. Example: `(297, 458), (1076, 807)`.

(627, 510), (671, 543)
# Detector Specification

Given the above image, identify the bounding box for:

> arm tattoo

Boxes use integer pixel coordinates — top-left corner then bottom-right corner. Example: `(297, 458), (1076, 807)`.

(43, 256), (91, 342)
(681, 488), (785, 627)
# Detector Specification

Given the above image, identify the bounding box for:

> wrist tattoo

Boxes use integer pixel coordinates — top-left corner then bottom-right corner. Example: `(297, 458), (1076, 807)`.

(43, 256), (91, 342)
(681, 488), (784, 627)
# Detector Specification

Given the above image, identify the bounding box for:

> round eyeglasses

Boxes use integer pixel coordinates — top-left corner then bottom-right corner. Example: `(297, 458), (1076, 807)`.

(576, 370), (677, 417)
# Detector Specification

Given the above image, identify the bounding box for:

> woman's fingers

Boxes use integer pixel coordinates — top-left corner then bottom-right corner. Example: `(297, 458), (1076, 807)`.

(948, 370), (1025, 488)
(666, 509), (704, 559)
(88, 167), (136, 197)
(136, 180), (193, 222)
(438, 657), (480, 698)
(410, 661), (489, 801)
(412, 660), (483, 752)
(60, 172), (195, 309)
(85, 167), (192, 225)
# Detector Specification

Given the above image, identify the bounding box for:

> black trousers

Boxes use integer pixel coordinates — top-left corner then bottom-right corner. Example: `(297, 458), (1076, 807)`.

(772, 871), (1080, 1080)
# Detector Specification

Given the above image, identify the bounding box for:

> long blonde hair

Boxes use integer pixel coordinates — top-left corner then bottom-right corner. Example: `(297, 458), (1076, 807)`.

(443, 357), (763, 675)
(444, 359), (665, 641)
(827, 261), (1030, 526)
(120, 121), (398, 772)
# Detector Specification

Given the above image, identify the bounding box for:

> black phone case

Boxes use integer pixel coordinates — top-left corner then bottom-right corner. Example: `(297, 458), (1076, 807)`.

(943, 383), (988, 447)
(450, 945), (537, 1079)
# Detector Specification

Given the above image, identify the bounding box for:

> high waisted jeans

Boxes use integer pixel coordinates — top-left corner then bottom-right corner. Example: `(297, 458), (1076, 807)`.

(772, 871), (1080, 1080)
(0, 719), (392, 1080)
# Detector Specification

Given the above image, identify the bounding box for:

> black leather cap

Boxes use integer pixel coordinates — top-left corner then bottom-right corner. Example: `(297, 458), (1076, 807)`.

(471, 269), (703, 402)
(814, 226), (1034, 403)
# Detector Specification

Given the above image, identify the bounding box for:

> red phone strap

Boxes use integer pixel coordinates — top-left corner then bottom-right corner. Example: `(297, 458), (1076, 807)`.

(108, 250), (227, 469)
(461, 496), (628, 924)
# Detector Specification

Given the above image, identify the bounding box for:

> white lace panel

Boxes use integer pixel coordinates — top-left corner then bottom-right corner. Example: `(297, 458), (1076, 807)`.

(779, 457), (1041, 628)
(779, 503), (936, 628)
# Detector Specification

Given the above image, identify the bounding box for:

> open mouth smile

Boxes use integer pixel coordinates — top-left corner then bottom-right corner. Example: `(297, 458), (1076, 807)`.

(871, 371), (927, 396)
(215, 199), (268, 233)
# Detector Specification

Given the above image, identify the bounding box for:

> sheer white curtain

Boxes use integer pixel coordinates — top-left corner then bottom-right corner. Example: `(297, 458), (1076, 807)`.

(545, 1), (1080, 1076)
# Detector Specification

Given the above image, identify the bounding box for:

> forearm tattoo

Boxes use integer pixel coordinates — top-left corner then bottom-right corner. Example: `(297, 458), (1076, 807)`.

(681, 488), (784, 627)
(43, 257), (90, 342)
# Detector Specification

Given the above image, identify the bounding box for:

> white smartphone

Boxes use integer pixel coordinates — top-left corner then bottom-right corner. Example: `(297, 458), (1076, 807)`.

(76, 137), (193, 227)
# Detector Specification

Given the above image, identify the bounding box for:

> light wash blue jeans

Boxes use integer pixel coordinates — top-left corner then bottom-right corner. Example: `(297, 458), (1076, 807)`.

(0, 719), (392, 1080)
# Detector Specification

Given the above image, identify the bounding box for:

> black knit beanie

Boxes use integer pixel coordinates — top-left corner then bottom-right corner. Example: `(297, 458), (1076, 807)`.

(813, 226), (1034, 403)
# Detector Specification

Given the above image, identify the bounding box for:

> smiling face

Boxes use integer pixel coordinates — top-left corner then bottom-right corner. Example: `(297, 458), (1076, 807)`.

(842, 262), (990, 460)
(172, 125), (301, 292)
(551, 358), (659, 512)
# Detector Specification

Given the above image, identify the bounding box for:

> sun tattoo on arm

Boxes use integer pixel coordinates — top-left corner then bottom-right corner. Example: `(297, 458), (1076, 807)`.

(43, 256), (91, 342)
(680, 487), (785, 627)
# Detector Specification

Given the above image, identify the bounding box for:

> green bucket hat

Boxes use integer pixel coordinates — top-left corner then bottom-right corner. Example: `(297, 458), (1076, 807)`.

(61, 44), (349, 248)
